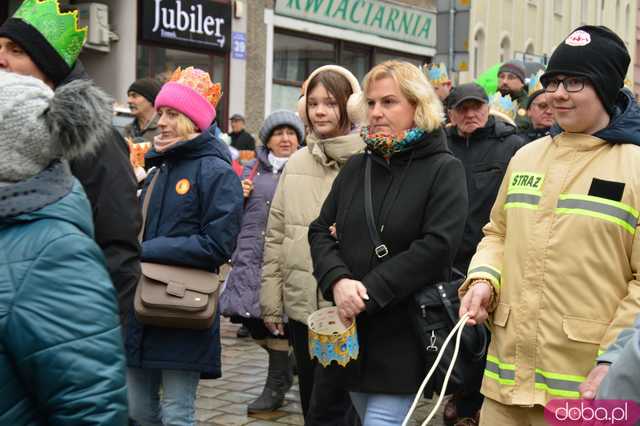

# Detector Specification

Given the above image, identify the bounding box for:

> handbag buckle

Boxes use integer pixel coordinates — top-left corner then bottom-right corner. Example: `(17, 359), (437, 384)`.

(375, 244), (389, 258)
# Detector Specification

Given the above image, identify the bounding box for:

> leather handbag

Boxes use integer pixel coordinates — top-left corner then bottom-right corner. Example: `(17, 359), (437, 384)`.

(134, 171), (219, 330)
(363, 154), (488, 395)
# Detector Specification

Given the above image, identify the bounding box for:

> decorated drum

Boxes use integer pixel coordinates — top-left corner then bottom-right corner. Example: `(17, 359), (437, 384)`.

(307, 307), (359, 367)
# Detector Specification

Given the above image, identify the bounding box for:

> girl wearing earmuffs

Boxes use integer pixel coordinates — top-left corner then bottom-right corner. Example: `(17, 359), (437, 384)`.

(260, 65), (365, 423)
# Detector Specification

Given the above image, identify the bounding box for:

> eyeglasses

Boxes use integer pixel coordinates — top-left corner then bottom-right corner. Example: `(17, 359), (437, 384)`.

(531, 101), (551, 111)
(543, 77), (587, 93)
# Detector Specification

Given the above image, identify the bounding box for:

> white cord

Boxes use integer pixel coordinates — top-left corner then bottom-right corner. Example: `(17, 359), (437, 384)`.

(402, 313), (470, 426)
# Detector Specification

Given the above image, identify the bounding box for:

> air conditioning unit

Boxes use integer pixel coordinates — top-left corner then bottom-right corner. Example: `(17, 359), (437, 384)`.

(76, 3), (111, 52)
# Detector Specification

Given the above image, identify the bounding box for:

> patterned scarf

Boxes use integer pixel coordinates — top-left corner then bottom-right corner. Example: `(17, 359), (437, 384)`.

(360, 126), (426, 158)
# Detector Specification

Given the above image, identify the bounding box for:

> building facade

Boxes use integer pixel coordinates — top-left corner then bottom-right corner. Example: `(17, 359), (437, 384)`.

(466, 0), (636, 83)
(244, 0), (438, 134)
(2, 0), (438, 135)
(2, 1), (637, 132)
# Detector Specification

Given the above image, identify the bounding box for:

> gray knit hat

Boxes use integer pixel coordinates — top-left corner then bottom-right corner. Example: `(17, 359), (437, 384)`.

(259, 109), (305, 145)
(498, 60), (527, 83)
(0, 70), (113, 183)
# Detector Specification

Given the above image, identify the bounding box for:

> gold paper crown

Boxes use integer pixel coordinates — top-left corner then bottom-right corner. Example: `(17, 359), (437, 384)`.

(169, 66), (222, 107)
(13, 0), (87, 67)
(489, 93), (519, 125)
(528, 70), (544, 97)
(423, 63), (450, 85)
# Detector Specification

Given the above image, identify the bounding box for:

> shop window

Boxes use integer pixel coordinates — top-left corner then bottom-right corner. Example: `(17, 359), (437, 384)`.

(273, 32), (335, 84)
(271, 85), (303, 114)
(341, 44), (371, 82)
(375, 50), (424, 68)
(137, 44), (227, 127)
(271, 30), (427, 112)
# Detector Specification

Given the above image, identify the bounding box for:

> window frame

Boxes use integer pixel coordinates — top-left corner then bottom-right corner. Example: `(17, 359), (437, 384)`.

(272, 28), (427, 88)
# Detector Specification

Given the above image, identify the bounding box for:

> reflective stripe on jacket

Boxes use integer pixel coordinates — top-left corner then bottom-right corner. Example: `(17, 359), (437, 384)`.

(460, 133), (640, 406)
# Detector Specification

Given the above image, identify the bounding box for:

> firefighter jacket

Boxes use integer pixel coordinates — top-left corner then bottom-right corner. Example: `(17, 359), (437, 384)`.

(459, 90), (640, 406)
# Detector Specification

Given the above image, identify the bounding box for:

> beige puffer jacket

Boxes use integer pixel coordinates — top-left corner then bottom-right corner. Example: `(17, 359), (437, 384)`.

(260, 132), (364, 325)
(460, 134), (640, 406)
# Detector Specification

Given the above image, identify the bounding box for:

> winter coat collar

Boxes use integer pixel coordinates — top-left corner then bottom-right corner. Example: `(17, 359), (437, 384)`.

(0, 161), (93, 237)
(133, 114), (159, 135)
(550, 89), (640, 146)
(255, 145), (273, 172)
(146, 125), (231, 168)
(0, 161), (74, 220)
(229, 129), (249, 137)
(306, 132), (364, 168)
(372, 127), (451, 166)
(57, 59), (89, 87)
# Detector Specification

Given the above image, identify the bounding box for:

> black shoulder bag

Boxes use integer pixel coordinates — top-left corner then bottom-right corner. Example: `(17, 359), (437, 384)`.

(363, 155), (488, 396)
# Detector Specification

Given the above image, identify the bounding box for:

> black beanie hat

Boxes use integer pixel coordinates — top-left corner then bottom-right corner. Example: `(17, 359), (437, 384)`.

(128, 78), (163, 104)
(0, 18), (71, 86)
(526, 90), (545, 110)
(541, 26), (630, 115)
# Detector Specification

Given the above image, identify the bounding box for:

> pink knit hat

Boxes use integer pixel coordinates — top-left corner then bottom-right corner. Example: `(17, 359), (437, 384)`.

(155, 67), (222, 131)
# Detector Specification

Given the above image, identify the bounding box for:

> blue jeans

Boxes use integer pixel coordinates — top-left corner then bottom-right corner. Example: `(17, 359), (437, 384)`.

(128, 367), (200, 426)
(350, 392), (414, 426)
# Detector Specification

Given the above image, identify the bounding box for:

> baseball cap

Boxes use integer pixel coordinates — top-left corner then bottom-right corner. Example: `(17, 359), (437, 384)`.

(447, 83), (489, 109)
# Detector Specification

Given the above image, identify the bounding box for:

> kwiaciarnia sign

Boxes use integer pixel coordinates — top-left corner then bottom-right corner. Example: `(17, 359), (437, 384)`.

(275, 0), (436, 48)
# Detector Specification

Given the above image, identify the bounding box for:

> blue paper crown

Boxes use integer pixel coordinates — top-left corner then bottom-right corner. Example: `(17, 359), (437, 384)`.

(424, 63), (449, 85)
(489, 92), (519, 122)
(528, 70), (544, 96)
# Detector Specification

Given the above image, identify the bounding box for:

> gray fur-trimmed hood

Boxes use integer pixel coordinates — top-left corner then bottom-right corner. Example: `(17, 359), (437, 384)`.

(0, 70), (113, 183)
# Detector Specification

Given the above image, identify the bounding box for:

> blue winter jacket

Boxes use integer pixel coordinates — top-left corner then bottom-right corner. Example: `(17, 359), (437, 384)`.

(126, 128), (243, 375)
(0, 163), (128, 425)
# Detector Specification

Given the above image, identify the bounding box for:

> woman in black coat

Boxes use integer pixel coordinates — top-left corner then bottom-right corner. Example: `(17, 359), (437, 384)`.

(308, 61), (468, 425)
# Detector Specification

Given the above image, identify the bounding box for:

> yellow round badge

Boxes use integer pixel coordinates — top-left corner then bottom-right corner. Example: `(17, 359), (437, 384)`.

(175, 178), (191, 195)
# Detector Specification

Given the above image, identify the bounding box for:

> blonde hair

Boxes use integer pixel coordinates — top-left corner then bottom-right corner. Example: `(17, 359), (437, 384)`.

(360, 61), (443, 132)
(176, 113), (198, 139)
(159, 107), (198, 140)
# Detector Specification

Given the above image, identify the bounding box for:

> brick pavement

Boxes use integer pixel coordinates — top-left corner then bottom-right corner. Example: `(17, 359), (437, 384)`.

(195, 318), (445, 425)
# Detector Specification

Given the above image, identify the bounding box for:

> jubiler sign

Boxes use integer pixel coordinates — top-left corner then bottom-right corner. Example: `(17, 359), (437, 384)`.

(275, 0), (436, 48)
(140, 0), (231, 52)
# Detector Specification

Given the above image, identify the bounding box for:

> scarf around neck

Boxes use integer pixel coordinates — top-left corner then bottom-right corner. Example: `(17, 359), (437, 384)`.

(268, 152), (289, 173)
(360, 127), (426, 158)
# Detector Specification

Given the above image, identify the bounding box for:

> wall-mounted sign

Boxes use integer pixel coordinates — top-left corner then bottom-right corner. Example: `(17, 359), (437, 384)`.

(275, 0), (436, 48)
(232, 32), (246, 60)
(140, 0), (231, 52)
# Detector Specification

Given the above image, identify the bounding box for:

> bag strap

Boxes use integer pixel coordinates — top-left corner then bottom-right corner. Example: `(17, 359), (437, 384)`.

(138, 170), (160, 243)
(364, 154), (389, 259)
(364, 152), (415, 260)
